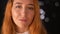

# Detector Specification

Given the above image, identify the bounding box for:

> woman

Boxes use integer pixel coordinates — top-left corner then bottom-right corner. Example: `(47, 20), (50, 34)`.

(1, 0), (47, 34)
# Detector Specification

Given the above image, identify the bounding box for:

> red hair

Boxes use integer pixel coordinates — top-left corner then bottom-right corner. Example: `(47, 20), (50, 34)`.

(1, 0), (47, 34)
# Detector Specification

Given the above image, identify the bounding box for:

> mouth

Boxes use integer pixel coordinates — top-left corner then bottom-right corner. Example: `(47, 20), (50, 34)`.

(19, 19), (27, 22)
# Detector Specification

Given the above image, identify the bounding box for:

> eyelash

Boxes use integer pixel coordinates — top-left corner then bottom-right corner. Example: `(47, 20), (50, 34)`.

(16, 6), (22, 8)
(27, 7), (34, 10)
(15, 6), (34, 10)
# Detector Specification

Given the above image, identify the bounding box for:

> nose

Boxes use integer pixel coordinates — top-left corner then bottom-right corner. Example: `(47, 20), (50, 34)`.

(21, 7), (27, 17)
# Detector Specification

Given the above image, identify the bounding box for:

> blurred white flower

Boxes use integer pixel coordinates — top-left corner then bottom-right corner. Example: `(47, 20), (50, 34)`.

(40, 15), (45, 20)
(40, 9), (45, 20)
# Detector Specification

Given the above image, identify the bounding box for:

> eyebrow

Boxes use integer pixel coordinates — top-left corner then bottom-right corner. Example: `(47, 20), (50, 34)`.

(15, 2), (22, 4)
(28, 4), (34, 6)
(15, 2), (34, 6)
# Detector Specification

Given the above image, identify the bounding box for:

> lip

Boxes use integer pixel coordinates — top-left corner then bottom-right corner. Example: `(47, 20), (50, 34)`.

(19, 19), (27, 22)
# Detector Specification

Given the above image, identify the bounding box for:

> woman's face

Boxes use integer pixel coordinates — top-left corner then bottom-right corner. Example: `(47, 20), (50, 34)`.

(12, 0), (34, 28)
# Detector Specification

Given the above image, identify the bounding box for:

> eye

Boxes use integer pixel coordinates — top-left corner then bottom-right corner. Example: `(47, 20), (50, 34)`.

(15, 5), (22, 8)
(27, 7), (34, 10)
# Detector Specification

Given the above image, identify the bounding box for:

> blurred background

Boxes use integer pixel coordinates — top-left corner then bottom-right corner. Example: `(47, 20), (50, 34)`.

(0, 0), (60, 34)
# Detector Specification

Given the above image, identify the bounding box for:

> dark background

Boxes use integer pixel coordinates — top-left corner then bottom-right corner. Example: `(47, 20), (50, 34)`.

(0, 0), (60, 34)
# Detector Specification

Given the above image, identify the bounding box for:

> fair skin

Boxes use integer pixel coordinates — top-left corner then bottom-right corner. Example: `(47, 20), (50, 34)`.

(12, 0), (34, 33)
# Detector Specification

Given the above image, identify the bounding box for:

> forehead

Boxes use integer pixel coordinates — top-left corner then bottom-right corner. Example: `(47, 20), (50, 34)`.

(13, 0), (34, 4)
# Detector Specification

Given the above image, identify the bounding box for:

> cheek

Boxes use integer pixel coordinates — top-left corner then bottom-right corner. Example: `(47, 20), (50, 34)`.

(12, 8), (20, 19)
(12, 9), (19, 23)
(12, 11), (17, 19)
(27, 12), (34, 24)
